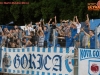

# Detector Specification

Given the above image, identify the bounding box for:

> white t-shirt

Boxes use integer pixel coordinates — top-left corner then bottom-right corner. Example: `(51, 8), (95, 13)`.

(76, 23), (81, 33)
(27, 27), (34, 35)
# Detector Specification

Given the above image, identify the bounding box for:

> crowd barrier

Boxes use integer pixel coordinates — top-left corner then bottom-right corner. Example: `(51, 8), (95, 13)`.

(0, 47), (74, 75)
(0, 47), (100, 75)
(78, 48), (100, 75)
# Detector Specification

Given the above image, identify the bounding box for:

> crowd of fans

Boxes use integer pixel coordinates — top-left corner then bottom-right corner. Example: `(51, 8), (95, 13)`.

(0, 14), (99, 49)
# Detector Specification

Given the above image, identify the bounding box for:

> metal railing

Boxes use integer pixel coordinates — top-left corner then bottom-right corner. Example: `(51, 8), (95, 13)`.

(0, 25), (100, 75)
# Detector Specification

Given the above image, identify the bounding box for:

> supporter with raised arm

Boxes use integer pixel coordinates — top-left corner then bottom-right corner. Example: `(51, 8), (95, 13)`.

(48, 16), (57, 46)
(75, 16), (81, 33)
(62, 20), (70, 36)
(57, 31), (74, 48)
(26, 23), (34, 36)
(81, 14), (90, 48)
(56, 26), (66, 47)
(73, 16), (81, 48)
(50, 16), (57, 29)
(84, 14), (90, 32)
(81, 29), (99, 49)
(37, 27), (45, 47)
(70, 22), (77, 38)
(24, 31), (36, 47)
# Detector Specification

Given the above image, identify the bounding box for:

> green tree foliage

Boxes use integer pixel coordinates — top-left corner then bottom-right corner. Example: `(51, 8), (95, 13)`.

(0, 0), (99, 25)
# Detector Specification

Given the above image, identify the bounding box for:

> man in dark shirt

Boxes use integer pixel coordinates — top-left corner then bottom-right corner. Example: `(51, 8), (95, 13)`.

(48, 16), (57, 46)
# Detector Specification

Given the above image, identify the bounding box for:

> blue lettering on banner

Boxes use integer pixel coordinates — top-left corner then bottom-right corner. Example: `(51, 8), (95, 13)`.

(13, 54), (62, 71)
(80, 49), (100, 60)
(37, 54), (43, 70)
(28, 54), (36, 69)
(44, 55), (51, 70)
(21, 54), (28, 69)
(52, 55), (62, 71)
(13, 54), (20, 68)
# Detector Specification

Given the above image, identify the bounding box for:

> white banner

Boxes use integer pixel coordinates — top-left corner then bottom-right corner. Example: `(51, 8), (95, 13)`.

(0, 47), (74, 75)
(78, 48), (100, 75)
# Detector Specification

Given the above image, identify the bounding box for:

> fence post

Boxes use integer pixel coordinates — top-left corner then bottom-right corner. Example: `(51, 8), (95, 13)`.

(53, 29), (56, 47)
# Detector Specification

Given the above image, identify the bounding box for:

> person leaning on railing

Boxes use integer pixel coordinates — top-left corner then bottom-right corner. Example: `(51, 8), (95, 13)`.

(56, 26), (66, 47)
(57, 31), (74, 48)
(23, 31), (36, 47)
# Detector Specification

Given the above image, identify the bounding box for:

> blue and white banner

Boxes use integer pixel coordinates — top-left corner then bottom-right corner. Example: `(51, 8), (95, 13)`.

(78, 48), (100, 75)
(0, 47), (74, 75)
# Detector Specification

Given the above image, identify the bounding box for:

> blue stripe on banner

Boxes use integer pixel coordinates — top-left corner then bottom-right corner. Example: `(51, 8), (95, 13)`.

(26, 70), (29, 74)
(54, 47), (57, 53)
(47, 73), (50, 75)
(17, 49), (20, 52)
(72, 50), (74, 53)
(59, 74), (62, 75)
(0, 68), (2, 72)
(13, 48), (15, 52)
(72, 59), (74, 66)
(32, 71), (34, 74)
(37, 47), (40, 52)
(60, 48), (63, 53)
(48, 47), (51, 53)
(17, 70), (20, 73)
(4, 47), (6, 52)
(8, 48), (11, 52)
(42, 47), (45, 52)
(53, 73), (56, 75)
(42, 72), (45, 75)
(32, 46), (34, 52)
(22, 48), (25, 52)
(66, 48), (69, 53)
(36, 71), (39, 75)
(8, 69), (11, 73)
(65, 59), (72, 72)
(27, 47), (30, 52)
(22, 70), (24, 74)
(13, 70), (15, 73)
